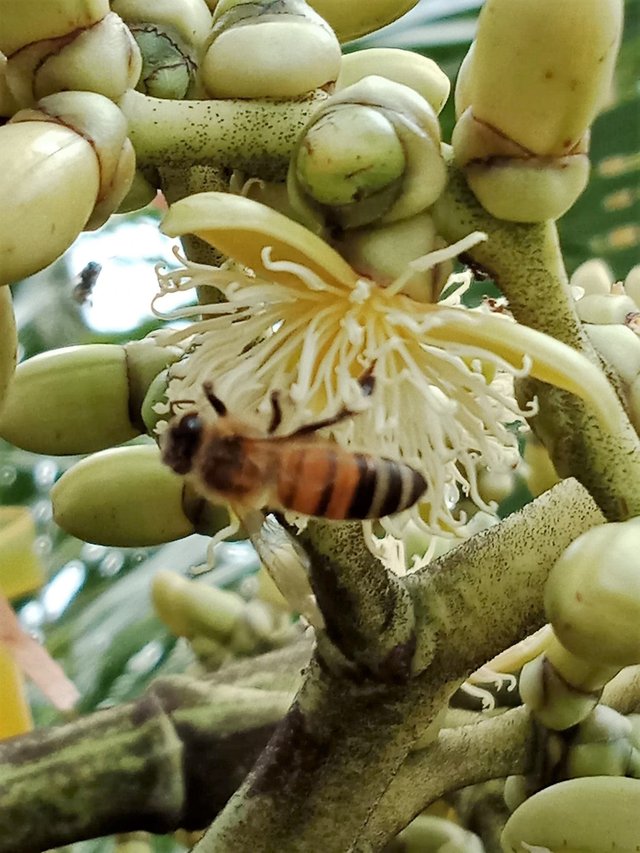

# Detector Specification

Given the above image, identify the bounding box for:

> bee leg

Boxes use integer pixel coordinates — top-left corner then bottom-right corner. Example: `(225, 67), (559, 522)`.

(357, 361), (376, 397)
(286, 406), (356, 438)
(202, 381), (228, 417)
(268, 390), (283, 434)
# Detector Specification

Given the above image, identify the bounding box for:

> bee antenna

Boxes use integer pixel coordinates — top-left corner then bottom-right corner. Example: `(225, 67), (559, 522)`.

(202, 381), (227, 417)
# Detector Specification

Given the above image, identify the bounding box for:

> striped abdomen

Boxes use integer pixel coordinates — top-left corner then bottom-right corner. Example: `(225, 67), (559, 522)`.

(276, 444), (427, 520)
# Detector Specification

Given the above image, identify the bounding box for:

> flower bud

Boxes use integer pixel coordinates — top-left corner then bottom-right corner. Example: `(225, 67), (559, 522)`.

(336, 49), (449, 115)
(0, 341), (179, 455)
(567, 705), (634, 778)
(544, 519), (640, 667)
(332, 211), (451, 302)
(151, 569), (245, 639)
(625, 265), (640, 307)
(570, 259), (615, 297)
(0, 0), (109, 56)
(576, 293), (639, 325)
(288, 75), (446, 231)
(519, 645), (603, 731)
(51, 444), (231, 546)
(305, 0), (420, 43)
(452, 0), (623, 222)
(11, 91), (136, 230)
(200, 0), (341, 99)
(501, 777), (640, 853)
(395, 815), (484, 853)
(521, 433), (560, 498)
(112, 0), (212, 99)
(0, 121), (100, 285)
(4, 12), (141, 108)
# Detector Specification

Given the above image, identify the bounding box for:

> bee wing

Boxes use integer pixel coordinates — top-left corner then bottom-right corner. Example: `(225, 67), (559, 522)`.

(241, 509), (325, 629)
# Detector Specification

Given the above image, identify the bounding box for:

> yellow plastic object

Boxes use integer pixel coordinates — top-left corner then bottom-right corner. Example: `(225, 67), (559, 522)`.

(0, 643), (33, 739)
(0, 507), (45, 600)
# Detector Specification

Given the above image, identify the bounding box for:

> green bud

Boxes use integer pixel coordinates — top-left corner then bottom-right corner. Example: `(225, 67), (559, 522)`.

(51, 444), (229, 546)
(568, 705), (634, 778)
(296, 106), (405, 207)
(288, 75), (446, 232)
(151, 569), (245, 639)
(0, 341), (179, 454)
(545, 520), (640, 667)
(519, 652), (600, 730)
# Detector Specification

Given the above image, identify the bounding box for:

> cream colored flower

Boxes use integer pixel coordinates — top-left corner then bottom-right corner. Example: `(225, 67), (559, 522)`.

(153, 192), (619, 535)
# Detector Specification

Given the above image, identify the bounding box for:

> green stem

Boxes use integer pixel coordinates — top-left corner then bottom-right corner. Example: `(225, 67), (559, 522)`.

(407, 478), (605, 672)
(194, 655), (458, 853)
(195, 481), (603, 853)
(298, 519), (416, 680)
(433, 160), (640, 520)
(0, 671), (295, 853)
(360, 707), (534, 849)
(118, 89), (325, 178)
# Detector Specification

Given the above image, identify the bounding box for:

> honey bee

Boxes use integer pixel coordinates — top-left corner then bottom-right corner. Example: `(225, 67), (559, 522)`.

(161, 372), (427, 521)
(71, 261), (101, 305)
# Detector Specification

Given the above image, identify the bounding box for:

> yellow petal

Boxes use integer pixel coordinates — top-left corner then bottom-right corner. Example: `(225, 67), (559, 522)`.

(427, 308), (622, 433)
(161, 192), (358, 290)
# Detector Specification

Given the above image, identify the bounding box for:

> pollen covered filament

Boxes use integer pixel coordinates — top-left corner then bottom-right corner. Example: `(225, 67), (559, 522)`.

(155, 248), (527, 534)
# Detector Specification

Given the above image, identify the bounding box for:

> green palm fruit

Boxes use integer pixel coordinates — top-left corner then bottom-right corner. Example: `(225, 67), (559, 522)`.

(0, 341), (179, 454)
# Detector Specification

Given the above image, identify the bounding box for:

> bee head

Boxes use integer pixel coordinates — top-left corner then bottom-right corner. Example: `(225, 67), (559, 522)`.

(162, 413), (203, 475)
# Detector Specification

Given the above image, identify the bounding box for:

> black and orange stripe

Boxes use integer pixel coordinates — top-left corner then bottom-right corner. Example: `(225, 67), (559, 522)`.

(277, 444), (426, 520)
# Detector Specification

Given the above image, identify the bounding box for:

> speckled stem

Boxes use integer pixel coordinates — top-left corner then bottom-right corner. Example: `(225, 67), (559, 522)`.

(433, 157), (640, 520)
(195, 480), (603, 853)
(359, 707), (533, 849)
(0, 674), (294, 853)
(407, 478), (605, 673)
(195, 654), (458, 853)
(118, 89), (326, 178)
(297, 519), (417, 681)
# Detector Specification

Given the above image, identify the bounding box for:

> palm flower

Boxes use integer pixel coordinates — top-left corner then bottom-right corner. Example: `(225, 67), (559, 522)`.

(153, 192), (616, 536)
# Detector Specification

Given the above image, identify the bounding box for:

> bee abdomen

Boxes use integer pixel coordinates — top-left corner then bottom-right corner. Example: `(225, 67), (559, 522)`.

(347, 454), (426, 519)
(278, 447), (426, 520)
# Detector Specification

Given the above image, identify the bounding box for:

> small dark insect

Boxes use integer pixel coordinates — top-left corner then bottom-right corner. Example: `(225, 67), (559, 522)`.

(161, 369), (427, 521)
(72, 262), (102, 305)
